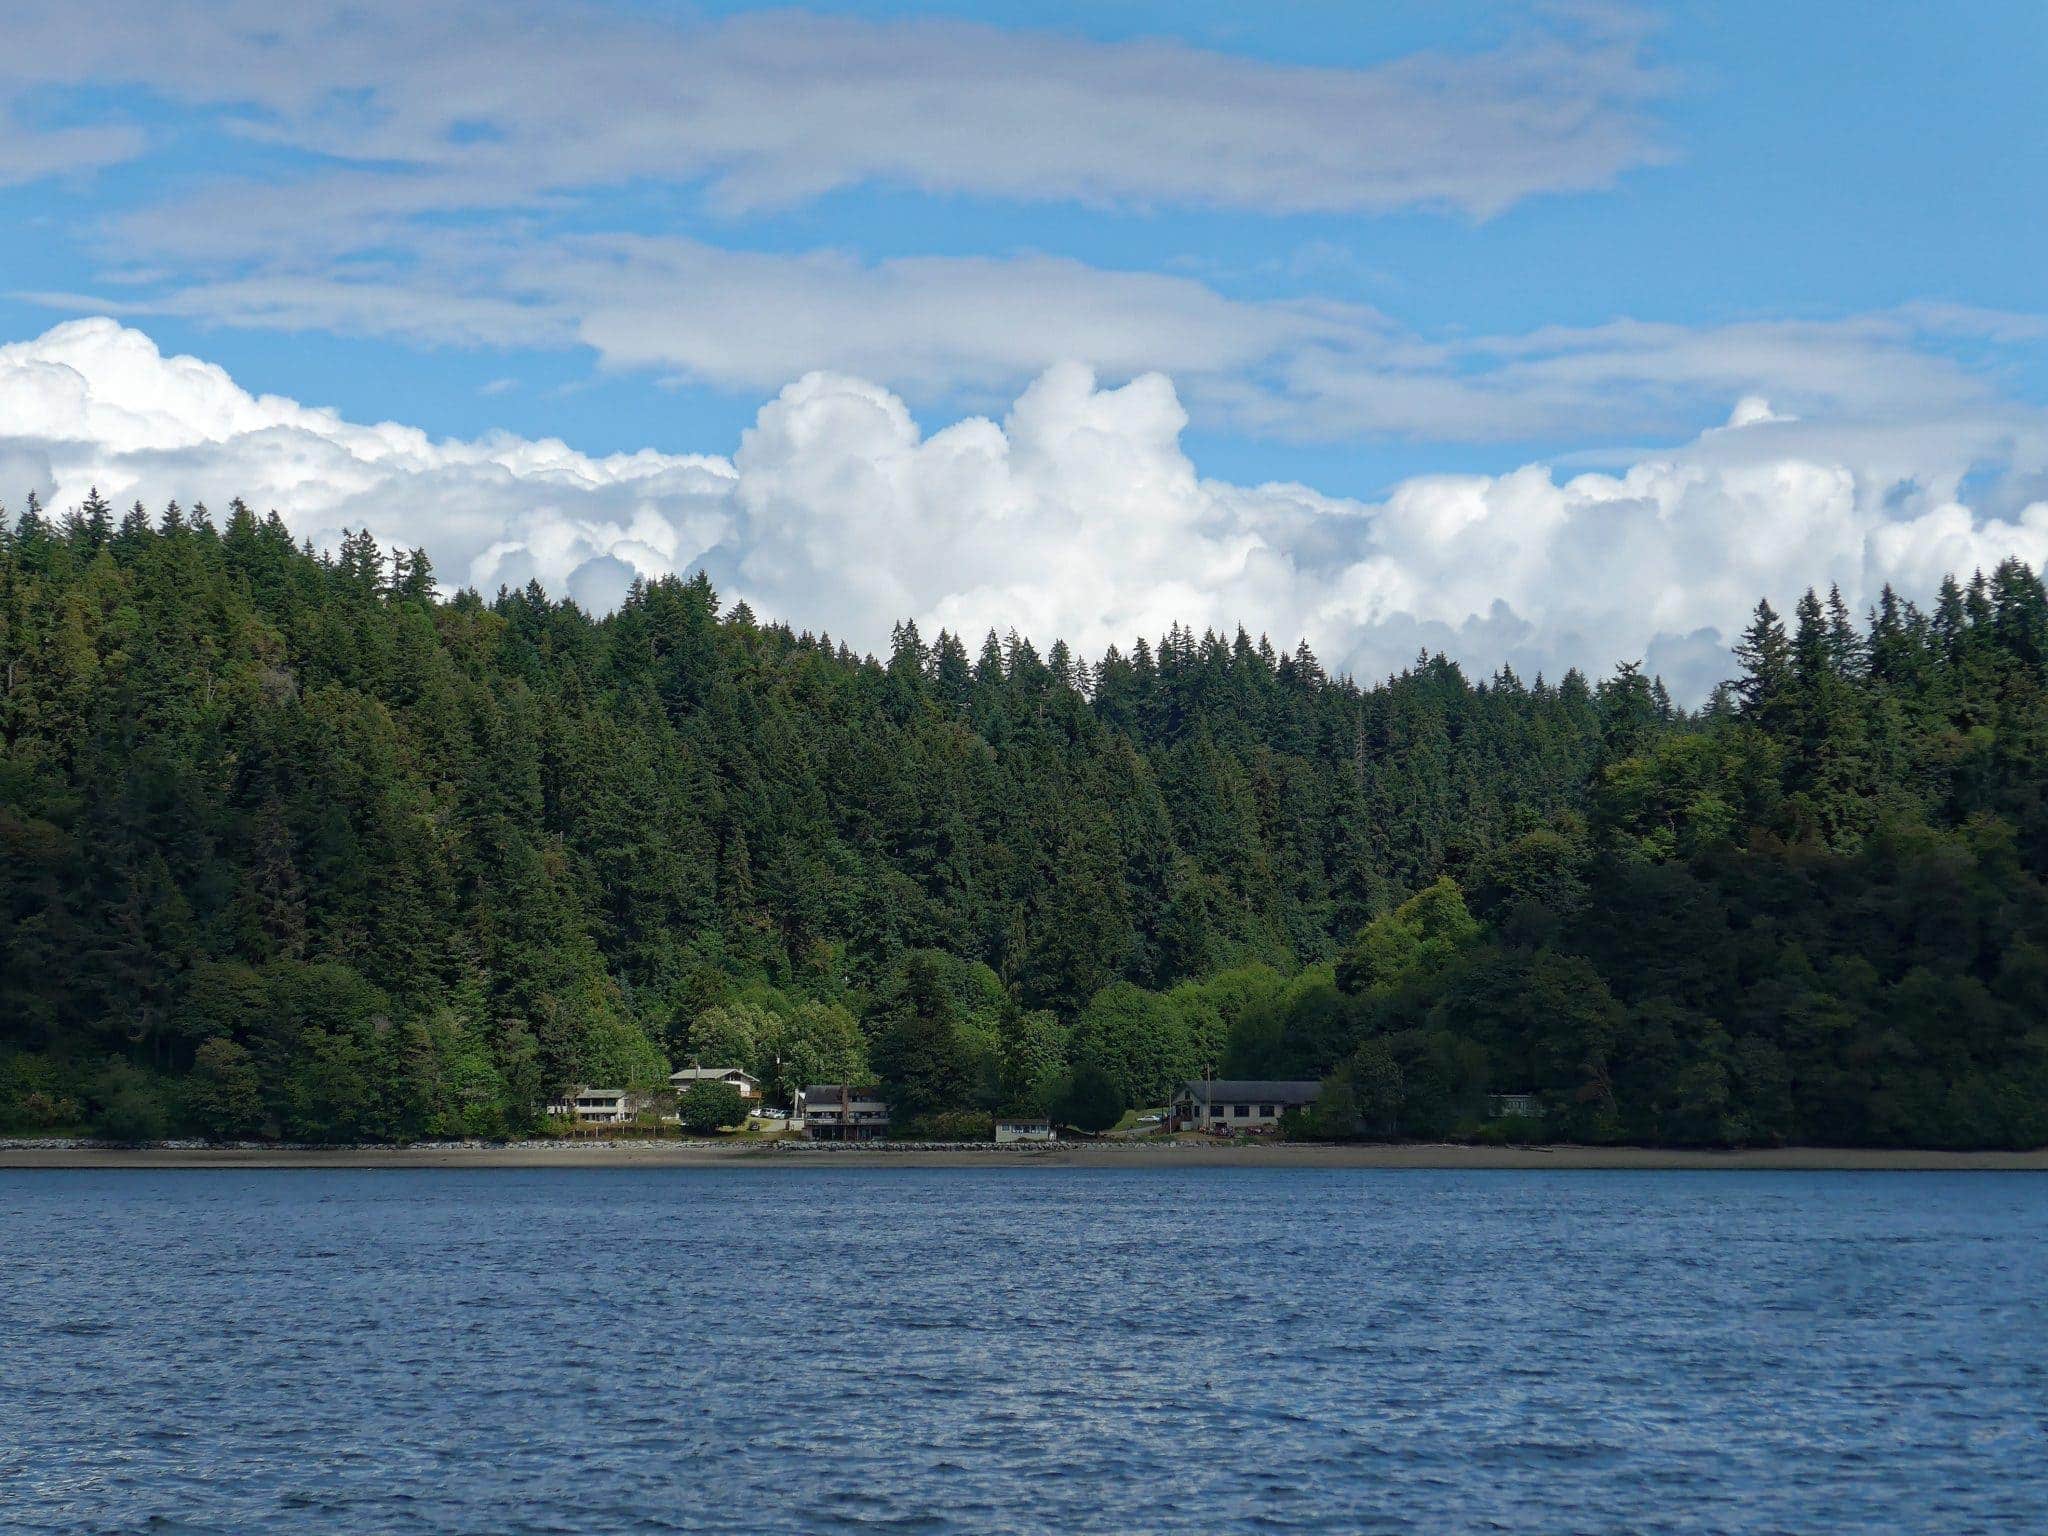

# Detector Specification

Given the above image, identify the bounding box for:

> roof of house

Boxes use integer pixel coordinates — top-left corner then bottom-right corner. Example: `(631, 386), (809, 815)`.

(669, 1066), (757, 1083)
(800, 1084), (886, 1102)
(1173, 1080), (1322, 1105)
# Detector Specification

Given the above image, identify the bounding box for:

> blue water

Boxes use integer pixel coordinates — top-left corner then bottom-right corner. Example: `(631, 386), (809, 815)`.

(3, 1170), (2046, 1534)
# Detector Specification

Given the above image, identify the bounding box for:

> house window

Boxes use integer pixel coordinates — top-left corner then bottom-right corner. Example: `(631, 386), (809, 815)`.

(1232, 1104), (1249, 1118)
(1261, 1105), (1276, 1116)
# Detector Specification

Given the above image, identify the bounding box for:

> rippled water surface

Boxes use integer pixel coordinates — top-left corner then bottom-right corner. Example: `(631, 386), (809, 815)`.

(4, 1169), (2047, 1534)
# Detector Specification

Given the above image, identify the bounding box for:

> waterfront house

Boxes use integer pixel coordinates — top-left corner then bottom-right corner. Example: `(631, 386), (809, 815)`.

(1489, 1091), (1541, 1119)
(795, 1084), (890, 1140)
(994, 1116), (1054, 1144)
(546, 1086), (634, 1124)
(1164, 1080), (1320, 1133)
(669, 1066), (761, 1101)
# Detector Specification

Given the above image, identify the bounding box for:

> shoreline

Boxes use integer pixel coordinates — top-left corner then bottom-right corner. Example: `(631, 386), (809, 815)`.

(3, 1139), (2045, 1171)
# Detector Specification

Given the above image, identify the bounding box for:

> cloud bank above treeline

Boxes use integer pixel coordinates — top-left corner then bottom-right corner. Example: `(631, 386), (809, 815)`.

(5, 318), (2045, 703)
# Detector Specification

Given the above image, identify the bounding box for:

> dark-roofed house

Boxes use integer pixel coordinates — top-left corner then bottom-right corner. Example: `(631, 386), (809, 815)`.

(1165, 1080), (1320, 1134)
(794, 1084), (890, 1141)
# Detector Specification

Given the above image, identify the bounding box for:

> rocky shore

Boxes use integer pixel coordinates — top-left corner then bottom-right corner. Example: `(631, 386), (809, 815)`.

(5, 1137), (2045, 1171)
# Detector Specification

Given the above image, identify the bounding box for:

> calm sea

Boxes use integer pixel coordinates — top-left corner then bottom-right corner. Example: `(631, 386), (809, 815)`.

(3, 1169), (2045, 1534)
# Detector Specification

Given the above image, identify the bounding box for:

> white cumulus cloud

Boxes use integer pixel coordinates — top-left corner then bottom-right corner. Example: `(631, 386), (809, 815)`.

(5, 319), (2047, 704)
(0, 318), (737, 602)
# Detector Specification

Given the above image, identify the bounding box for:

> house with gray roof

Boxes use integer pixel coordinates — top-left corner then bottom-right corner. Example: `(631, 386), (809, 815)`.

(794, 1084), (890, 1140)
(1165, 1079), (1320, 1134)
(669, 1065), (761, 1101)
(544, 1086), (660, 1125)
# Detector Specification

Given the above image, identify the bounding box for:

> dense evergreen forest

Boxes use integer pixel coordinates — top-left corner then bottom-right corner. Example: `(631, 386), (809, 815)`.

(3, 490), (2046, 1146)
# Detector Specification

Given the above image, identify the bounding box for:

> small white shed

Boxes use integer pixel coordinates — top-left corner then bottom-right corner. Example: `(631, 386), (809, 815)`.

(994, 1117), (1055, 1144)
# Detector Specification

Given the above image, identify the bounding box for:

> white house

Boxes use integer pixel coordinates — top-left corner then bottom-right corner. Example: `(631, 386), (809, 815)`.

(795, 1084), (890, 1141)
(1164, 1080), (1320, 1133)
(669, 1066), (761, 1100)
(994, 1116), (1054, 1144)
(546, 1086), (633, 1124)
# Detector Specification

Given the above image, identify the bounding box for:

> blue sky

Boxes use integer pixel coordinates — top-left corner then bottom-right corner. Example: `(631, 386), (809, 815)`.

(1, 1), (2043, 695)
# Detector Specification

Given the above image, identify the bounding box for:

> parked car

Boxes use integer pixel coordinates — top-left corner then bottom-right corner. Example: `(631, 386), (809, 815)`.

(1137, 1112), (1164, 1124)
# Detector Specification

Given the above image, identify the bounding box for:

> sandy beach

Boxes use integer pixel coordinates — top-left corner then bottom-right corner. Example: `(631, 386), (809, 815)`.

(4, 1139), (2044, 1171)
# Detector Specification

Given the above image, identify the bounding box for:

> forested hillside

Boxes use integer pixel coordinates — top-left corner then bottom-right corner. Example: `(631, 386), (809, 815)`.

(4, 491), (2045, 1145)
